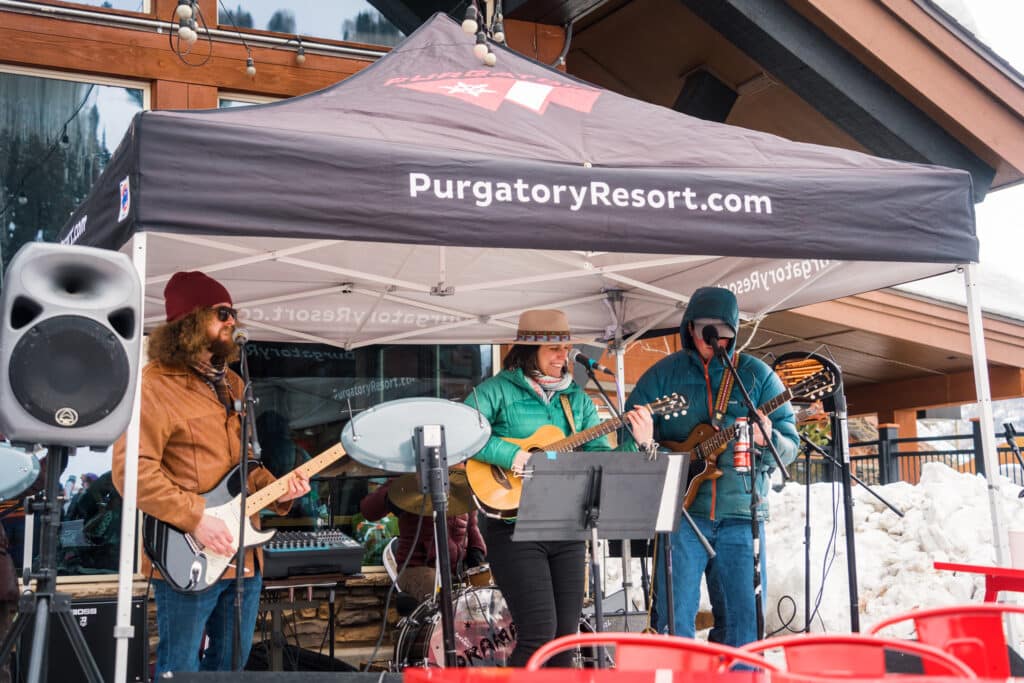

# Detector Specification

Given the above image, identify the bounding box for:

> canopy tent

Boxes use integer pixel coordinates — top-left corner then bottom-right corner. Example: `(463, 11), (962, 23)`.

(57, 14), (1002, 683)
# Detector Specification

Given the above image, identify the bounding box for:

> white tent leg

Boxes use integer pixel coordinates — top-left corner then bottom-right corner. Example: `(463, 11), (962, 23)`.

(963, 263), (1009, 566)
(114, 233), (146, 683)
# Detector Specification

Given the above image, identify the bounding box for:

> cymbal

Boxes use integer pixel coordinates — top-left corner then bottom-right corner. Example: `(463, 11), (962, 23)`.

(387, 470), (475, 517)
(318, 455), (389, 479)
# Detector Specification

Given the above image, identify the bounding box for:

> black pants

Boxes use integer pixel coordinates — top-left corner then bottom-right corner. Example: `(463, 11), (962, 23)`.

(481, 517), (585, 667)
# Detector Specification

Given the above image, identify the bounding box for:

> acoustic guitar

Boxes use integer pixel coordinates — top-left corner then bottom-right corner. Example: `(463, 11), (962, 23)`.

(466, 394), (688, 518)
(142, 443), (346, 594)
(662, 369), (836, 509)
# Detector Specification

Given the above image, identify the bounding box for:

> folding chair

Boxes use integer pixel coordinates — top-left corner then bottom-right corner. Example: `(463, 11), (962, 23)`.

(742, 633), (976, 678)
(870, 603), (1024, 678)
(525, 632), (782, 671)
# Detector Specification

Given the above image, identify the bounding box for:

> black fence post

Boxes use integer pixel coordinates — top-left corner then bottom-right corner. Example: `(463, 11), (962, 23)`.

(877, 424), (900, 485)
(971, 418), (986, 477)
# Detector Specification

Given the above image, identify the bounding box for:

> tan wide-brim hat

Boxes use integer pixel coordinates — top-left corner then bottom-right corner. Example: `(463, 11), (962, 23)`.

(500, 309), (584, 345)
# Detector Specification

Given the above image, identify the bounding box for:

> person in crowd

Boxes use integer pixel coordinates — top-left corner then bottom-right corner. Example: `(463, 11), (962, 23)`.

(113, 271), (309, 676)
(465, 309), (653, 667)
(256, 410), (320, 519)
(359, 475), (486, 600)
(624, 286), (798, 646)
(65, 472), (98, 521)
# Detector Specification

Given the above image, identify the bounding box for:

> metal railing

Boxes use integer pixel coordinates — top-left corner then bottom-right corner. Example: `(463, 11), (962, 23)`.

(799, 422), (1024, 488)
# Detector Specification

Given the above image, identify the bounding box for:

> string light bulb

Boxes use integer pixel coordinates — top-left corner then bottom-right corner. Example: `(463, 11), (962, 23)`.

(17, 192), (27, 206)
(177, 18), (196, 43)
(484, 50), (497, 66)
(295, 39), (306, 65)
(245, 55), (256, 77)
(59, 129), (70, 148)
(462, 4), (479, 35)
(175, 0), (193, 20)
(492, 16), (505, 43)
(473, 31), (488, 60)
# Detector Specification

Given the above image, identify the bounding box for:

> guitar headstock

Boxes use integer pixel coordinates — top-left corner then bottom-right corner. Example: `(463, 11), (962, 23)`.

(647, 393), (688, 419)
(789, 369), (838, 402)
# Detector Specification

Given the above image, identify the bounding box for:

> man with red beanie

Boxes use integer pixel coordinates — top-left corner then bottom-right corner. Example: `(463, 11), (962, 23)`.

(113, 271), (309, 676)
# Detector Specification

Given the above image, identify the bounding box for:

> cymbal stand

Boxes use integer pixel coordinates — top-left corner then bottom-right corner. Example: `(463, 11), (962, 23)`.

(414, 425), (458, 667)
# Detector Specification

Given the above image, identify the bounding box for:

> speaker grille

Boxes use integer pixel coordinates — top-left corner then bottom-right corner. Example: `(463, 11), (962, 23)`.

(8, 316), (130, 428)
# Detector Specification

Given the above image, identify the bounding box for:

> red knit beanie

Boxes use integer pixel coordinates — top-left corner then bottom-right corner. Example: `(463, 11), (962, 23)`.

(164, 271), (232, 322)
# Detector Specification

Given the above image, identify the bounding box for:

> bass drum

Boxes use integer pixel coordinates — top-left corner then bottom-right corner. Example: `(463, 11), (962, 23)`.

(394, 586), (516, 668)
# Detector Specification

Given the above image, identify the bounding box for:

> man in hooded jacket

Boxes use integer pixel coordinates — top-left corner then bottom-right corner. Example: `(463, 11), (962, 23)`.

(625, 286), (798, 646)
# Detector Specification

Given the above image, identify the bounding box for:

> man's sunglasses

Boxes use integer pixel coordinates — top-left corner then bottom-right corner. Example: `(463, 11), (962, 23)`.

(215, 306), (238, 322)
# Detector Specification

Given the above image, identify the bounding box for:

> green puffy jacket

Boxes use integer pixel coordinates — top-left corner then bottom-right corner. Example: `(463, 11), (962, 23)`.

(465, 368), (615, 468)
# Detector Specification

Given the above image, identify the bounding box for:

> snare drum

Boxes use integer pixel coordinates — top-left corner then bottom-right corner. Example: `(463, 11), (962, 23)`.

(463, 563), (493, 588)
(394, 586), (516, 668)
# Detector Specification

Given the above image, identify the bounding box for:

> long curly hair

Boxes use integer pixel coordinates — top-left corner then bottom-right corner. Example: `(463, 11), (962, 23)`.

(147, 308), (239, 366)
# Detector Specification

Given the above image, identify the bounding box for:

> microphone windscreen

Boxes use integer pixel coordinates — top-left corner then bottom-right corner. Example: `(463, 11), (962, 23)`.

(232, 327), (249, 345)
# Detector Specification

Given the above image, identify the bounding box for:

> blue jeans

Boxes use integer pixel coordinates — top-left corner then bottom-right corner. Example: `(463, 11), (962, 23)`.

(654, 517), (766, 646)
(153, 574), (262, 676)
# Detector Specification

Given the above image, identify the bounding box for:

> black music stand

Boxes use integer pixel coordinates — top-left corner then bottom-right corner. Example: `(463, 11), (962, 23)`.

(514, 450), (687, 666)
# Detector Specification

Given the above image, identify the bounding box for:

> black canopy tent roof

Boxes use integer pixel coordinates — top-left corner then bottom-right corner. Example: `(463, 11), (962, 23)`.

(58, 14), (977, 349)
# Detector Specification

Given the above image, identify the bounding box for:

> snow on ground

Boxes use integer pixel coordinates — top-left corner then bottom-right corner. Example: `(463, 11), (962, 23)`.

(604, 462), (1024, 645)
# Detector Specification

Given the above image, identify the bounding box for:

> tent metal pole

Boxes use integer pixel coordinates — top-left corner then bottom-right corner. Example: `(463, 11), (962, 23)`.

(963, 263), (1009, 565)
(114, 232), (146, 683)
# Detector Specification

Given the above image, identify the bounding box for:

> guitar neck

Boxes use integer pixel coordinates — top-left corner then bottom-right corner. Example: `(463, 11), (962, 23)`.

(244, 443), (345, 517)
(695, 388), (792, 458)
(544, 402), (658, 452)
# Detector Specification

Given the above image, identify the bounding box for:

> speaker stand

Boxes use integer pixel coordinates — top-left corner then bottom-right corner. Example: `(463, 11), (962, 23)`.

(0, 446), (103, 683)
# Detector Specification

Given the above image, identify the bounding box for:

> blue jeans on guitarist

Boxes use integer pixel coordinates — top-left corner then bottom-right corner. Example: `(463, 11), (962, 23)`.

(153, 574), (262, 676)
(654, 517), (766, 646)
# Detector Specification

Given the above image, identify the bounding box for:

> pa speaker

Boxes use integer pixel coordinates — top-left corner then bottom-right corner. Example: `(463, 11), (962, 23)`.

(0, 243), (141, 446)
(16, 594), (148, 683)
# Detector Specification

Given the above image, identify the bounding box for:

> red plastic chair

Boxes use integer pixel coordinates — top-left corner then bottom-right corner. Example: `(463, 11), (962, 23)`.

(525, 631), (782, 671)
(742, 633), (977, 678)
(869, 603), (1024, 678)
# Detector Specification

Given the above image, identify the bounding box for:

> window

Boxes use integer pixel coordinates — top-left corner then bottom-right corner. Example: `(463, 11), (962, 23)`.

(247, 342), (493, 568)
(0, 67), (146, 579)
(219, 2), (403, 47)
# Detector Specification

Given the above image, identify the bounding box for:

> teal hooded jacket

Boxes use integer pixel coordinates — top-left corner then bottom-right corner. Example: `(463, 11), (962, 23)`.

(625, 287), (798, 520)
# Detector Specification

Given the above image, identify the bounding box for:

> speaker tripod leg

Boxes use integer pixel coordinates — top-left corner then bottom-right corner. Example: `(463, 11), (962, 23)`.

(26, 595), (50, 683)
(0, 601), (35, 671)
(53, 596), (103, 683)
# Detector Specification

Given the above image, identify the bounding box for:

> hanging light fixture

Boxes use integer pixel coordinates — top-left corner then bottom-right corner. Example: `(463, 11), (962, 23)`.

(462, 3), (479, 34)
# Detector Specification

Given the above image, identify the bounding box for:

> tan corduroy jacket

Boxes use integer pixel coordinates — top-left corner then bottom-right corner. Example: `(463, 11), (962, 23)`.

(113, 360), (290, 580)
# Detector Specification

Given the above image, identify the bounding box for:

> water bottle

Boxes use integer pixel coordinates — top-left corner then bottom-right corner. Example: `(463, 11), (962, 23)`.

(733, 416), (751, 473)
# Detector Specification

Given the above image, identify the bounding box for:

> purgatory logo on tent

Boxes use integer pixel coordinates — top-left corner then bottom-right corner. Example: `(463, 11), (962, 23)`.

(384, 71), (602, 114)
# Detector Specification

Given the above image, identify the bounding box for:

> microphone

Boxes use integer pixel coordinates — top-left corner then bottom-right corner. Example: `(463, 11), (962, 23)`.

(569, 349), (614, 376)
(701, 324), (720, 347)
(232, 328), (250, 346)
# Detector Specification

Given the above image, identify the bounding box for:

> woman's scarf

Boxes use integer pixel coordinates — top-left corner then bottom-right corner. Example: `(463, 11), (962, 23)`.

(526, 371), (573, 403)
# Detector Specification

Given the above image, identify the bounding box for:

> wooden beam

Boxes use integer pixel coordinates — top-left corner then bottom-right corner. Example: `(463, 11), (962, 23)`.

(846, 365), (1024, 417)
(0, 9), (371, 101)
(795, 291), (1024, 368)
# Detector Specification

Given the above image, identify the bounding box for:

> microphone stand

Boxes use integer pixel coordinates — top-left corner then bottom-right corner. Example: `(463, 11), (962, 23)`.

(232, 335), (260, 671)
(713, 342), (789, 641)
(576, 362), (713, 636)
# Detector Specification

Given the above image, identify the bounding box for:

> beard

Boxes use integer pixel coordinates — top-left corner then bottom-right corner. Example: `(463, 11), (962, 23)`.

(208, 334), (240, 363)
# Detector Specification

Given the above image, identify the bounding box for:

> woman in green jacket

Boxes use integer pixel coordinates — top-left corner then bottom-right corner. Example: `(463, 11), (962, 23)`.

(466, 309), (653, 667)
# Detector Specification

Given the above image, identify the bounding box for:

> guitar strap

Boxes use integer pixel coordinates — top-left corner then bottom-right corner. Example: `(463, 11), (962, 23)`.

(710, 361), (735, 430)
(559, 394), (578, 434)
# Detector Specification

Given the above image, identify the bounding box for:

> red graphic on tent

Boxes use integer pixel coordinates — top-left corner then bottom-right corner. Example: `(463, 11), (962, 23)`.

(390, 74), (601, 114)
